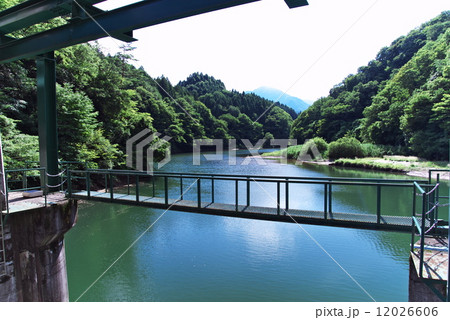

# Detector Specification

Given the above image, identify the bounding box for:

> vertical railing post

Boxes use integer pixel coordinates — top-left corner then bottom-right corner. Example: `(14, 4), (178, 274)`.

(109, 173), (113, 200)
(324, 183), (328, 219)
(277, 181), (280, 215)
(211, 176), (215, 203)
(197, 178), (201, 208)
(164, 176), (168, 205)
(59, 165), (63, 192)
(62, 164), (68, 191)
(152, 176), (155, 197)
(435, 174), (440, 222)
(246, 177), (250, 207)
(419, 190), (426, 278)
(328, 183), (332, 214)
(285, 179), (289, 214)
(22, 170), (27, 191)
(127, 174), (130, 195)
(5, 172), (9, 215)
(235, 179), (239, 213)
(104, 173), (108, 193)
(136, 175), (140, 203)
(86, 170), (91, 198)
(376, 184), (381, 224)
(67, 169), (72, 198)
(44, 168), (47, 206)
(180, 175), (183, 200)
(411, 183), (417, 252)
(412, 183), (417, 217)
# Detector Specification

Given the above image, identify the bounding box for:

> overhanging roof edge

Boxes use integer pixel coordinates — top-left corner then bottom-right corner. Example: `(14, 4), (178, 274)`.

(0, 0), (308, 63)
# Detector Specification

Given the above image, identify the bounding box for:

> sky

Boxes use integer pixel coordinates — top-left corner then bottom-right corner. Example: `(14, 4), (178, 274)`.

(95, 0), (449, 102)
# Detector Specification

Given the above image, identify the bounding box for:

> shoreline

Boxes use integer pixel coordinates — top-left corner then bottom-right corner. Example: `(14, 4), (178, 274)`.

(261, 155), (449, 181)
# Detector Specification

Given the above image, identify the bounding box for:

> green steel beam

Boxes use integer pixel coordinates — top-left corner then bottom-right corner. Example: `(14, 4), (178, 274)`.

(0, 0), (133, 43)
(0, 0), (105, 34)
(0, 0), (72, 34)
(0, 34), (14, 44)
(284, 0), (308, 8)
(37, 52), (58, 191)
(0, 0), (308, 63)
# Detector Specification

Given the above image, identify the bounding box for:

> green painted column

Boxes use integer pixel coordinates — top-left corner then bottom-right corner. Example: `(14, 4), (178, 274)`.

(37, 52), (58, 192)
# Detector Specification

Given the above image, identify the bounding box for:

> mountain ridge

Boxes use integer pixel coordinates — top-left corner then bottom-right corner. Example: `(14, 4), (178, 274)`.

(248, 86), (310, 113)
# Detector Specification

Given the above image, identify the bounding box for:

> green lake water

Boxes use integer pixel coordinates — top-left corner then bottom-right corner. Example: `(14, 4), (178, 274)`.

(65, 151), (449, 301)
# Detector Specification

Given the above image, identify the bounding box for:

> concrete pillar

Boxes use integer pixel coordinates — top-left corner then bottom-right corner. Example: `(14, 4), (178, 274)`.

(408, 257), (447, 302)
(0, 199), (77, 301)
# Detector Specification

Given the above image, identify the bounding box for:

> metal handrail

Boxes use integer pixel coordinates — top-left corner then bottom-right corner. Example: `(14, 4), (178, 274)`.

(82, 168), (425, 184)
(428, 169), (450, 184)
(67, 169), (426, 225)
(4, 167), (47, 215)
(22, 161), (89, 192)
(413, 181), (426, 195)
(70, 169), (424, 187)
(410, 174), (446, 297)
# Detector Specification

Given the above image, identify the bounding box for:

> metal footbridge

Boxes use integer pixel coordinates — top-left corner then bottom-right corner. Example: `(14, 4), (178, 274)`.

(60, 169), (448, 234)
(3, 167), (448, 234)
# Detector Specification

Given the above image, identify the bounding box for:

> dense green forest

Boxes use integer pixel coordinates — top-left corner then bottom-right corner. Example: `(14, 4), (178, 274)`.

(0, 1), (297, 169)
(290, 11), (450, 160)
(1, 0), (449, 170)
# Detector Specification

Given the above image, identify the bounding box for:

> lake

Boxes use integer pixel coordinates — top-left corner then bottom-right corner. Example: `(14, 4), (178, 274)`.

(65, 150), (449, 301)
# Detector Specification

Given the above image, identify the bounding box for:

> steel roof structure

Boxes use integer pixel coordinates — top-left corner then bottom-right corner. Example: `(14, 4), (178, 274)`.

(0, 0), (308, 63)
(0, 0), (308, 187)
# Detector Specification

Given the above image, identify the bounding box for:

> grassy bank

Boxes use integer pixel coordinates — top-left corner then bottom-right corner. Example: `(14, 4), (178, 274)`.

(263, 145), (449, 177)
(263, 145), (303, 159)
(333, 156), (448, 172)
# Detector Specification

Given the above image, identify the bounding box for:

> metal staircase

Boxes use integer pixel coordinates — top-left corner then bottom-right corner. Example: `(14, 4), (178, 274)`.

(411, 171), (449, 302)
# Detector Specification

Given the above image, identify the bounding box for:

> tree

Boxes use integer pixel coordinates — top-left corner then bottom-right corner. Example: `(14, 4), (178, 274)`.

(264, 106), (293, 139)
(56, 84), (120, 166)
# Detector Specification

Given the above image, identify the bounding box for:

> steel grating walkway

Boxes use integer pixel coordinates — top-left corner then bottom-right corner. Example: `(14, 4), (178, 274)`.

(72, 191), (424, 233)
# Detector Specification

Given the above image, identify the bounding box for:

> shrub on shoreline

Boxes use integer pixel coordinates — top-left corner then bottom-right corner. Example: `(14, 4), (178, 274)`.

(328, 137), (364, 160)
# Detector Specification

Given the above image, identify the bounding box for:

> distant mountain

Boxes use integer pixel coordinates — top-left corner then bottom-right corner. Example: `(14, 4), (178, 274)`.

(248, 86), (311, 113)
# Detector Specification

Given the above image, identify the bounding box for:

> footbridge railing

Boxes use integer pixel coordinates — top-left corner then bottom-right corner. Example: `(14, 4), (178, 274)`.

(412, 170), (449, 301)
(66, 169), (437, 232)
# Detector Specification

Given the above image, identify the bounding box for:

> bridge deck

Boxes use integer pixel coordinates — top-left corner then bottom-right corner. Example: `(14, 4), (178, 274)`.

(72, 191), (423, 232)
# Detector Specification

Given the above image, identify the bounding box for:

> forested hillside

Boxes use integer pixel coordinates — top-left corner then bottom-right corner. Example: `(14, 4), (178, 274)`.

(290, 11), (450, 160)
(0, 0), (295, 169)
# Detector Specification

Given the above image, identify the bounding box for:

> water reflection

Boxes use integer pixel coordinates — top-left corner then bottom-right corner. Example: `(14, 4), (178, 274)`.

(65, 151), (448, 302)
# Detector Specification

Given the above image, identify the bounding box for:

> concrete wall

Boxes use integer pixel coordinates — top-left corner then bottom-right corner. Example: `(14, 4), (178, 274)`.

(409, 257), (447, 302)
(0, 199), (77, 301)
